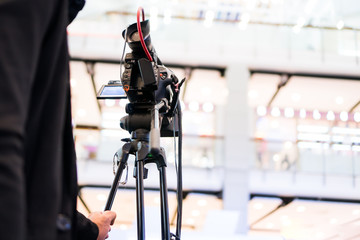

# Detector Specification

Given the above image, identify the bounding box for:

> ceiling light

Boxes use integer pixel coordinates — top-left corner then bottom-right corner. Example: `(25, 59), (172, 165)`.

(197, 199), (207, 207)
(313, 109), (321, 120)
(273, 154), (280, 162)
(299, 109), (307, 119)
(202, 102), (214, 113)
(354, 112), (360, 122)
(96, 194), (107, 201)
(337, 20), (344, 30)
(266, 222), (274, 229)
(271, 107), (281, 117)
(340, 111), (348, 122)
(257, 106), (267, 116)
(296, 206), (306, 212)
(335, 96), (344, 105)
(253, 203), (264, 210)
(326, 111), (335, 121)
(352, 209), (360, 215)
(191, 210), (201, 217)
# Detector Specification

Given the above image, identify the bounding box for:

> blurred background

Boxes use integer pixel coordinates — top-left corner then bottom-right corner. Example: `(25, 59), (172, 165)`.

(68, 0), (360, 239)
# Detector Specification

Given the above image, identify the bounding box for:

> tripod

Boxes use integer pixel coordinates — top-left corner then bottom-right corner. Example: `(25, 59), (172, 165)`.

(104, 128), (172, 240)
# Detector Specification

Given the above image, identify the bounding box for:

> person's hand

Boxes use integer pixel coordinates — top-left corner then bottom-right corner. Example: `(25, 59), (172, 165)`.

(88, 211), (117, 240)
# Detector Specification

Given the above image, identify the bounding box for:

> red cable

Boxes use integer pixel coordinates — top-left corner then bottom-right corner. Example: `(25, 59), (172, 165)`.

(137, 7), (153, 62)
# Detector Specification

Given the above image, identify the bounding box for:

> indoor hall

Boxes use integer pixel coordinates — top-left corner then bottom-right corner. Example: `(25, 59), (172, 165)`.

(67, 0), (360, 239)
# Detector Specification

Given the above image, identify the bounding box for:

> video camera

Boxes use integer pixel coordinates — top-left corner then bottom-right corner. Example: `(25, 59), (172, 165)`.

(98, 19), (183, 138)
(97, 9), (184, 239)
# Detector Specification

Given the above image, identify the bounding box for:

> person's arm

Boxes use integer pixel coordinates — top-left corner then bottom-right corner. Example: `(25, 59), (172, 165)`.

(77, 211), (117, 240)
(77, 211), (99, 240)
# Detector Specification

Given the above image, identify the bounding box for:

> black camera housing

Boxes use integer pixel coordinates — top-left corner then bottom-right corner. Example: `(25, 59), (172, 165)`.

(119, 20), (180, 137)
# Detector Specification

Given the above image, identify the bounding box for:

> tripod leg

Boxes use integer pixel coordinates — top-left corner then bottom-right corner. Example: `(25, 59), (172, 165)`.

(159, 166), (171, 240)
(104, 143), (131, 211)
(135, 158), (146, 240)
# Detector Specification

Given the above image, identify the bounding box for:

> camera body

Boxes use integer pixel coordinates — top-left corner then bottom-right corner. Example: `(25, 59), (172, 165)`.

(120, 51), (179, 137)
(97, 19), (180, 137)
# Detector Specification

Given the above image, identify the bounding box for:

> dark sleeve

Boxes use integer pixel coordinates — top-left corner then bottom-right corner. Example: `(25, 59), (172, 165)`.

(77, 211), (99, 240)
(68, 0), (86, 24)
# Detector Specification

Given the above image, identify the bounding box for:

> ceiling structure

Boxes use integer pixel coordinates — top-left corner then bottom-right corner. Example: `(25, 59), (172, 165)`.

(248, 73), (360, 115)
(68, 0), (360, 73)
(75, 0), (360, 30)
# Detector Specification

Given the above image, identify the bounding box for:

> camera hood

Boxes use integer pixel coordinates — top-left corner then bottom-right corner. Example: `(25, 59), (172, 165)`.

(122, 20), (153, 53)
